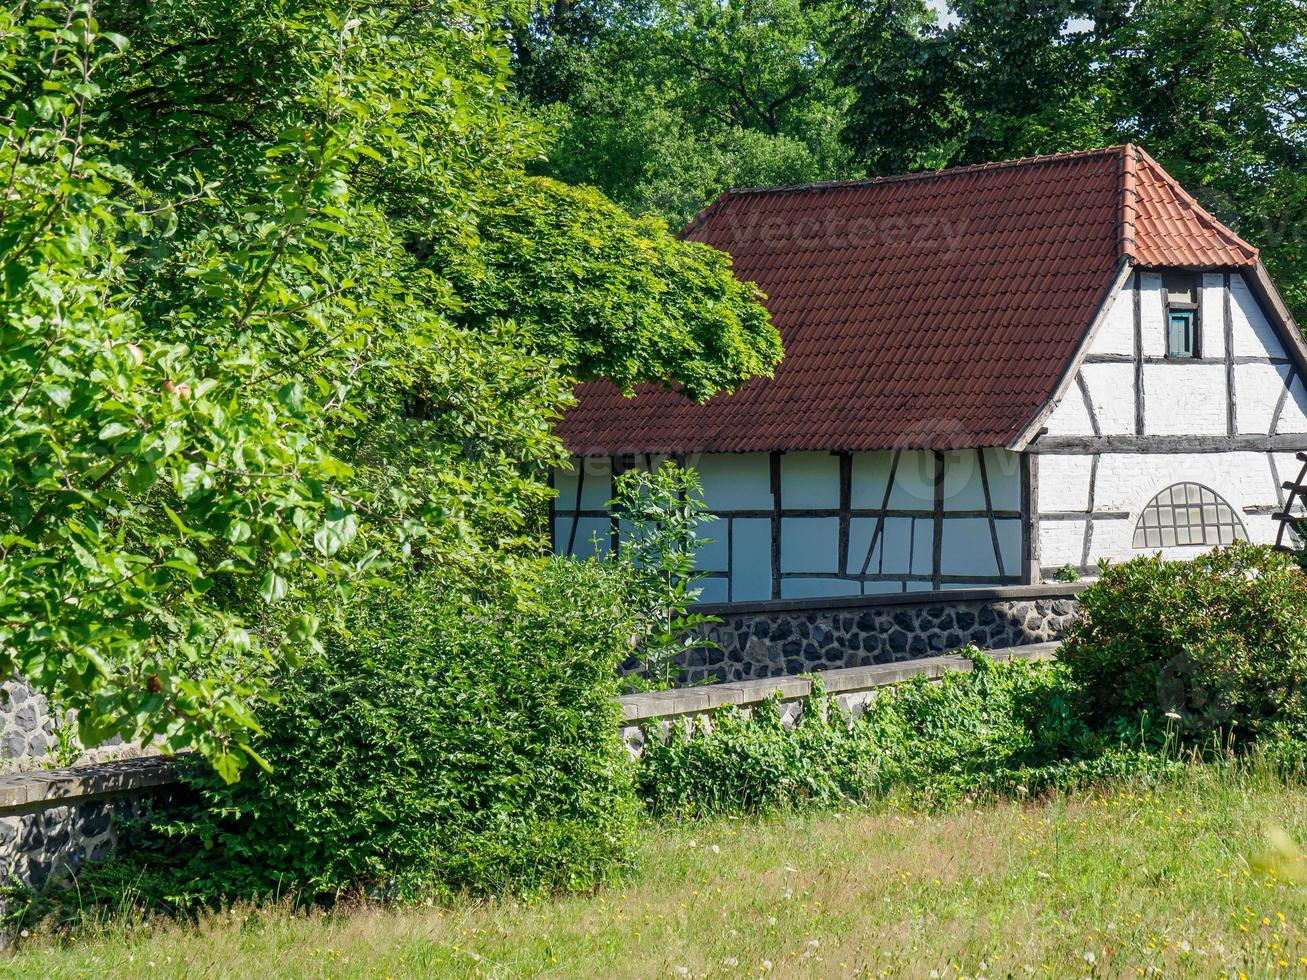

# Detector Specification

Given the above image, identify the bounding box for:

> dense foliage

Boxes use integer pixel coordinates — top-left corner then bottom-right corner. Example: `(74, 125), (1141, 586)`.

(0, 0), (777, 772)
(638, 656), (1184, 817)
(435, 178), (779, 400)
(1060, 543), (1307, 741)
(513, 0), (855, 226)
(27, 545), (1307, 916)
(56, 560), (639, 910)
(640, 546), (1307, 819)
(839, 0), (1307, 314)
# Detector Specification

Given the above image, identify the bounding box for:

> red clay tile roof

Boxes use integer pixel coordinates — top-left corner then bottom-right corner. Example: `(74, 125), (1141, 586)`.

(1129, 148), (1258, 268)
(557, 145), (1259, 454)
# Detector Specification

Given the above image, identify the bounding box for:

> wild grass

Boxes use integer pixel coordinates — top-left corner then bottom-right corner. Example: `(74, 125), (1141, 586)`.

(6, 758), (1307, 978)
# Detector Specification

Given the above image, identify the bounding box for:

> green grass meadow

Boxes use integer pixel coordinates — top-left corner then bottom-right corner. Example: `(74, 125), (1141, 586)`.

(7, 761), (1307, 978)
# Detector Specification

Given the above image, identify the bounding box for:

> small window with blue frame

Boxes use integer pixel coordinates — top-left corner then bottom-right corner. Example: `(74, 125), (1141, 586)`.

(1163, 272), (1199, 358)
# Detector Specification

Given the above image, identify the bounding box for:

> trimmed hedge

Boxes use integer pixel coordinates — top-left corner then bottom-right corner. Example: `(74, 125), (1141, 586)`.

(78, 559), (641, 909)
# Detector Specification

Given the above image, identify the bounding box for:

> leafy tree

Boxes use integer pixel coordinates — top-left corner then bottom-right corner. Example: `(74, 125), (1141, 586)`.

(514, 0), (857, 226)
(0, 0), (777, 777)
(1101, 0), (1307, 316)
(839, 0), (1119, 171)
(435, 177), (780, 400)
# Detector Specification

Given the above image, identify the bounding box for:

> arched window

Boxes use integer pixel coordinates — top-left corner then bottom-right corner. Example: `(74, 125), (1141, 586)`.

(1133, 483), (1247, 549)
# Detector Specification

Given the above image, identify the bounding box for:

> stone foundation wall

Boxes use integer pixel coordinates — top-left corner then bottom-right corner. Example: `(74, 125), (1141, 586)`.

(674, 584), (1083, 684)
(0, 758), (180, 908)
(0, 681), (60, 766)
(0, 796), (140, 893)
(0, 680), (149, 773)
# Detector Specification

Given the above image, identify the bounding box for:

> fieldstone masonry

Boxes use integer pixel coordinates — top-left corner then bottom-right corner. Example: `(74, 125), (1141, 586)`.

(0, 681), (166, 917)
(0, 797), (138, 893)
(0, 680), (58, 765)
(672, 584), (1084, 684)
(0, 757), (179, 918)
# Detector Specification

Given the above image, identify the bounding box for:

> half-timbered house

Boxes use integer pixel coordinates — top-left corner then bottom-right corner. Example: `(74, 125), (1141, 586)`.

(552, 145), (1307, 604)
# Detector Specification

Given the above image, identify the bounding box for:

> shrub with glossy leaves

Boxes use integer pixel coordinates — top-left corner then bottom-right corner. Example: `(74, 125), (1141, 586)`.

(1060, 543), (1307, 740)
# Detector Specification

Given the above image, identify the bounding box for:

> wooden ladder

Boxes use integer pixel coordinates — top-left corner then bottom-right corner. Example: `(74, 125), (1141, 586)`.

(1273, 451), (1307, 551)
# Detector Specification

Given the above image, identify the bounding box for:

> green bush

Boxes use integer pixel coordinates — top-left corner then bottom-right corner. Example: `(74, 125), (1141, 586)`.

(637, 655), (1175, 816)
(73, 559), (641, 910)
(1060, 543), (1307, 740)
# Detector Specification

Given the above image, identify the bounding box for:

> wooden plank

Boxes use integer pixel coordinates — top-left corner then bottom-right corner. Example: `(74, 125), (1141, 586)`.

(1225, 272), (1237, 436)
(1042, 510), (1130, 520)
(1021, 452), (1040, 583)
(837, 452), (852, 576)
(780, 571), (1026, 585)
(1083, 354), (1289, 366)
(1271, 368), (1297, 437)
(559, 506), (1024, 520)
(1134, 269), (1145, 435)
(931, 451), (945, 590)
(1076, 373), (1101, 437)
(1248, 261), (1307, 382)
(1277, 457), (1307, 550)
(976, 448), (1006, 578)
(857, 449), (902, 579)
(769, 451), (782, 600)
(565, 459), (586, 554)
(726, 516), (734, 603)
(1032, 435), (1307, 454)
(1080, 453), (1099, 568)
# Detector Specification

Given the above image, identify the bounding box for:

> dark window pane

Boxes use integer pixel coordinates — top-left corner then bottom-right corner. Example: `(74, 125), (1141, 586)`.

(1163, 272), (1197, 304)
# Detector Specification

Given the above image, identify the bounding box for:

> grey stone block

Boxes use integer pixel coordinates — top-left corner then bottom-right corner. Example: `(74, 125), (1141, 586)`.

(2, 732), (26, 760)
(14, 703), (38, 730)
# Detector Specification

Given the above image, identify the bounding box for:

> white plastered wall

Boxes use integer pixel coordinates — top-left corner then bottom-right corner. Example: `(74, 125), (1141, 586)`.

(1035, 268), (1307, 572)
(1043, 270), (1307, 439)
(1037, 450), (1296, 570)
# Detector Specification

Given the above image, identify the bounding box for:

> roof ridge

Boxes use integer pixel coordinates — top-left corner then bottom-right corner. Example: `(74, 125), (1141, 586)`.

(1132, 146), (1258, 262)
(680, 193), (730, 240)
(1120, 143), (1138, 262)
(679, 145), (1128, 239)
(710, 146), (1128, 202)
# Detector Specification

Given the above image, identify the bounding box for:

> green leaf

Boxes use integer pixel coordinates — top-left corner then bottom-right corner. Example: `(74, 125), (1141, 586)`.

(258, 570), (289, 604)
(41, 383), (71, 410)
(313, 510), (358, 556)
(277, 381), (304, 414)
